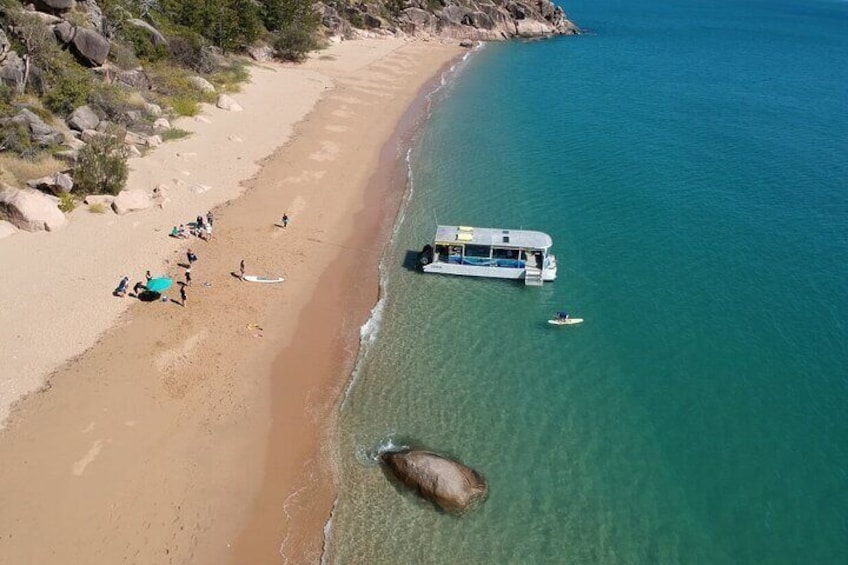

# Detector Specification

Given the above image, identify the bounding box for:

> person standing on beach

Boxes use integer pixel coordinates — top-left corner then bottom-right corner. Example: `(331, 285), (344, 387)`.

(145, 270), (152, 283)
(239, 259), (245, 281)
(180, 285), (187, 307)
(185, 268), (192, 287)
(282, 213), (289, 228)
(187, 249), (197, 266)
(206, 211), (214, 226)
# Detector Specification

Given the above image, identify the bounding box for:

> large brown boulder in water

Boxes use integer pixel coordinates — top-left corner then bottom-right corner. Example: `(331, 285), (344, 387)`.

(381, 449), (488, 513)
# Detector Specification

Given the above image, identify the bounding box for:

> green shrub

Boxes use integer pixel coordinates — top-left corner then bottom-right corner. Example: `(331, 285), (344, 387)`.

(0, 123), (37, 160)
(0, 83), (15, 116)
(109, 41), (141, 70)
(74, 131), (129, 196)
(166, 33), (216, 73)
(272, 25), (318, 63)
(161, 128), (192, 141)
(43, 68), (93, 115)
(58, 192), (77, 213)
(88, 83), (139, 125)
(119, 21), (168, 62)
(168, 96), (200, 117)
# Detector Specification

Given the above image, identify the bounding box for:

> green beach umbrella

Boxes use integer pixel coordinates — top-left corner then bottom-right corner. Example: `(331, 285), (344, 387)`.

(146, 277), (172, 293)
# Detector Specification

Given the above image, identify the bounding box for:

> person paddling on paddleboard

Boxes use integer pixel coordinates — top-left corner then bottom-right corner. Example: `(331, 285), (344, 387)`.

(556, 311), (569, 321)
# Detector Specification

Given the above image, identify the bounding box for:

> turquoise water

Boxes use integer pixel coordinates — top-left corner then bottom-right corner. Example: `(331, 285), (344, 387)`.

(329, 0), (848, 562)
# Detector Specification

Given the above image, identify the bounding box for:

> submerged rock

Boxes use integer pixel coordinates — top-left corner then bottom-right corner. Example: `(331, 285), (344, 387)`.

(381, 449), (488, 513)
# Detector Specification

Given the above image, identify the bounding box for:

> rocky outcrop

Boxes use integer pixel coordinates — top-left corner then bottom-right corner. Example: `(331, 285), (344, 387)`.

(247, 43), (274, 62)
(4, 109), (64, 146)
(71, 27), (110, 66)
(116, 68), (152, 90)
(52, 20), (75, 43)
(111, 189), (152, 215)
(152, 118), (170, 131)
(124, 130), (161, 148)
(34, 0), (76, 12)
(0, 184), (67, 232)
(27, 171), (74, 195)
(126, 18), (166, 46)
(0, 39), (25, 91)
(188, 76), (215, 94)
(381, 449), (488, 513)
(68, 105), (100, 131)
(216, 94), (243, 112)
(339, 0), (578, 41)
(83, 193), (114, 206)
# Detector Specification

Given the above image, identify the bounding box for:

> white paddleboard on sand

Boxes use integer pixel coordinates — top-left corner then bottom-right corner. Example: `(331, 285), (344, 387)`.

(244, 275), (284, 284)
(548, 318), (584, 326)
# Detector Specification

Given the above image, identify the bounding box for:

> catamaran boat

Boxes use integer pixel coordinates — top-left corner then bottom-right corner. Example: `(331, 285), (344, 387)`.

(416, 225), (557, 286)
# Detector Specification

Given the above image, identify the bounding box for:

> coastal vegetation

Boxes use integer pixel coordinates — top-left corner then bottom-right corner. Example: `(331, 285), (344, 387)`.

(0, 0), (576, 232)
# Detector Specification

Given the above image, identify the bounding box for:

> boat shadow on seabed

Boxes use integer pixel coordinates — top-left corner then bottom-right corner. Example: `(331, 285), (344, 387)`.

(402, 250), (424, 272)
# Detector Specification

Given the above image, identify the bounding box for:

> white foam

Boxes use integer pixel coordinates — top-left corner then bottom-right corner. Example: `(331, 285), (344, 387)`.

(339, 43), (476, 406)
(319, 497), (338, 565)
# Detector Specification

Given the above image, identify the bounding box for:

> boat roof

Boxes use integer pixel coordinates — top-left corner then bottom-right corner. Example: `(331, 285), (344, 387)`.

(433, 225), (553, 250)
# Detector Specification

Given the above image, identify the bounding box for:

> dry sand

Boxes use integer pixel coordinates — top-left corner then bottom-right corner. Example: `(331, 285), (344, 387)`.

(0, 38), (463, 564)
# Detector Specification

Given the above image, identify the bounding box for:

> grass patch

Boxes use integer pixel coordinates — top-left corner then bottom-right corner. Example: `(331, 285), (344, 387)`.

(168, 96), (200, 117)
(209, 61), (251, 93)
(58, 192), (77, 213)
(88, 202), (108, 214)
(0, 153), (65, 187)
(161, 128), (192, 141)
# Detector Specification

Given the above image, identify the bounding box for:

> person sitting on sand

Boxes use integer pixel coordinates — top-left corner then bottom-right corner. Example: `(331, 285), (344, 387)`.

(170, 226), (180, 238)
(178, 224), (188, 239)
(114, 276), (129, 297)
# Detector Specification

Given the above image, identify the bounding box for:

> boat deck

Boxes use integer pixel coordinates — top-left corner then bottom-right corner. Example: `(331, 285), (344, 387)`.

(434, 226), (553, 250)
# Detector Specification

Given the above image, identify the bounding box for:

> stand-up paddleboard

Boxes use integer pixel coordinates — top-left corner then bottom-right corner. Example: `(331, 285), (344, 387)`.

(243, 275), (284, 284)
(548, 318), (583, 326)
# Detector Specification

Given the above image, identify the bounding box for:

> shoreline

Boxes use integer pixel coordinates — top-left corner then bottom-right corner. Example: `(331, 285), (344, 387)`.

(0, 39), (463, 564)
(230, 52), (468, 563)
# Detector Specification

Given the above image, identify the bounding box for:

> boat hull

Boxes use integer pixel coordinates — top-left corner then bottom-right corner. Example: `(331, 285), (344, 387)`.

(422, 262), (557, 281)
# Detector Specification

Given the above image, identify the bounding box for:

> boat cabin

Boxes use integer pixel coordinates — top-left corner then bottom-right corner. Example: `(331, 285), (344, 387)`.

(417, 225), (557, 286)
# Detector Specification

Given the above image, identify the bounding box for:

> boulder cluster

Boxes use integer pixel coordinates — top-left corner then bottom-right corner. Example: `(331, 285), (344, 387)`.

(321, 0), (579, 41)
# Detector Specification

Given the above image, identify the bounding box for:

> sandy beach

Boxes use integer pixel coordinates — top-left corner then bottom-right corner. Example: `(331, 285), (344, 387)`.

(0, 38), (463, 564)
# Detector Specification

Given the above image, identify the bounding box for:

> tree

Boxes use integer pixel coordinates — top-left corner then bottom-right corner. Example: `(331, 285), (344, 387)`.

(74, 131), (130, 196)
(261, 0), (321, 33)
(158, 0), (261, 52)
(10, 13), (62, 95)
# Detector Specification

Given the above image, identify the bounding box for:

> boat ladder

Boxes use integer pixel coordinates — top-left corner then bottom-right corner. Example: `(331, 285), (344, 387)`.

(524, 266), (543, 286)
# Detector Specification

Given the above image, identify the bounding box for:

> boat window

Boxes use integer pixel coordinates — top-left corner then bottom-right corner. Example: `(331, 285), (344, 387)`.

(492, 248), (519, 259)
(464, 245), (491, 258)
